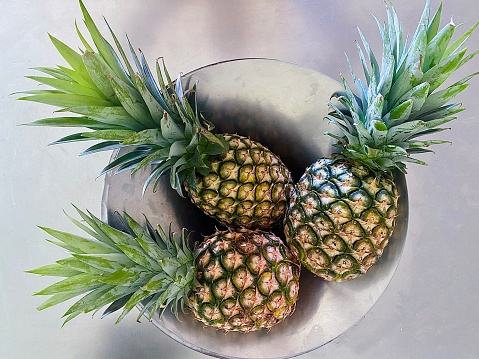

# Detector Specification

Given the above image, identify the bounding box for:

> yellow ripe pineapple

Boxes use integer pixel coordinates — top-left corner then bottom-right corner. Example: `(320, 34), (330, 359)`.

(284, 0), (479, 281)
(19, 0), (292, 230)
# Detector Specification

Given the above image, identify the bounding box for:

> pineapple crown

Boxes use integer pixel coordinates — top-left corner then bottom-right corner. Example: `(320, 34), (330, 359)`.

(18, 0), (228, 195)
(27, 206), (195, 326)
(326, 0), (479, 173)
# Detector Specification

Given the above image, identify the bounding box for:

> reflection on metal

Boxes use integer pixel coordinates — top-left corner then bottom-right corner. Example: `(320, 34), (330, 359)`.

(102, 59), (408, 359)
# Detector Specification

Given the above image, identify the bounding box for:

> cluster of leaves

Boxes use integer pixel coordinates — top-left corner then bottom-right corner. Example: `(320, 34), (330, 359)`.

(27, 206), (195, 326)
(326, 0), (479, 173)
(19, 0), (228, 194)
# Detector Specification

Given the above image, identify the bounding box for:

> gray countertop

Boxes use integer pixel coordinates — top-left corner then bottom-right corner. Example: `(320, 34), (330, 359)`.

(1, 1), (478, 358)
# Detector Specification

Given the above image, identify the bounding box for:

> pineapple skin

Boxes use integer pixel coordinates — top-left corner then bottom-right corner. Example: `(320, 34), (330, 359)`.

(284, 157), (398, 282)
(185, 134), (293, 229)
(189, 228), (300, 332)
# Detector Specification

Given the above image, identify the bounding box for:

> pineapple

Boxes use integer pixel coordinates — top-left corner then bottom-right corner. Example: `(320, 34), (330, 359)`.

(18, 0), (292, 230)
(28, 206), (300, 332)
(284, 0), (478, 281)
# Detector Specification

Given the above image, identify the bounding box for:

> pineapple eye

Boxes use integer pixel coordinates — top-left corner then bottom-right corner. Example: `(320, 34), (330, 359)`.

(202, 173), (220, 189)
(215, 211), (233, 224)
(332, 254), (359, 275)
(269, 164), (287, 181)
(257, 271), (280, 295)
(335, 172), (361, 191)
(200, 303), (224, 324)
(275, 262), (294, 286)
(385, 206), (397, 228)
(246, 253), (268, 275)
(226, 135), (242, 148)
(232, 267), (255, 290)
(235, 148), (251, 165)
(328, 200), (353, 225)
(220, 299), (241, 317)
(255, 164), (271, 182)
(310, 159), (332, 176)
(310, 166), (331, 186)
(237, 183), (254, 201)
(263, 151), (277, 166)
(217, 197), (236, 214)
(340, 220), (365, 244)
(199, 189), (218, 204)
(239, 288), (264, 309)
(192, 283), (214, 304)
(235, 200), (254, 216)
(196, 249), (211, 270)
(375, 189), (395, 215)
(212, 278), (236, 300)
(210, 238), (231, 255)
(254, 201), (274, 218)
(361, 253), (379, 270)
(286, 280), (300, 304)
(306, 247), (330, 269)
(348, 189), (373, 215)
(249, 309), (272, 330)
(221, 250), (244, 271)
(322, 234), (348, 256)
(219, 179), (238, 197)
(271, 182), (286, 202)
(236, 239), (258, 254)
(262, 244), (284, 264)
(250, 148), (265, 164)
(218, 161), (238, 180)
(203, 260), (225, 282)
(229, 314), (254, 330)
(318, 181), (340, 206)
(238, 164), (255, 183)
(371, 224), (391, 249)
(254, 182), (271, 201)
(266, 291), (287, 312)
(360, 208), (382, 231)
(296, 224), (319, 246)
(299, 192), (321, 218)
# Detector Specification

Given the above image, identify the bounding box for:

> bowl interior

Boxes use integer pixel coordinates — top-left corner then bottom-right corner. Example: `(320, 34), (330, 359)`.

(101, 58), (408, 359)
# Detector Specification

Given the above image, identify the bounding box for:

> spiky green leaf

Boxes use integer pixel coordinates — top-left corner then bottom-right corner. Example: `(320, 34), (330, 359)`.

(39, 226), (117, 254)
(82, 50), (119, 103)
(79, 0), (131, 85)
(26, 263), (81, 278)
(26, 75), (101, 98)
(48, 34), (92, 86)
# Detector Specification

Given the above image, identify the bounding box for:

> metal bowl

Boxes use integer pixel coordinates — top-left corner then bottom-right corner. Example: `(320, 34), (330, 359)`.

(101, 58), (408, 359)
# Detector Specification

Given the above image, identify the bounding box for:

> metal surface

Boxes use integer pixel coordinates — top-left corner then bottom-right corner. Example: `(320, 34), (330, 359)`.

(101, 59), (408, 359)
(2, 1), (479, 359)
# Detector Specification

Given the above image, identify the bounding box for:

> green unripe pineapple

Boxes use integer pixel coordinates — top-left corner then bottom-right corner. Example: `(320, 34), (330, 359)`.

(286, 157), (398, 281)
(284, 0), (478, 281)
